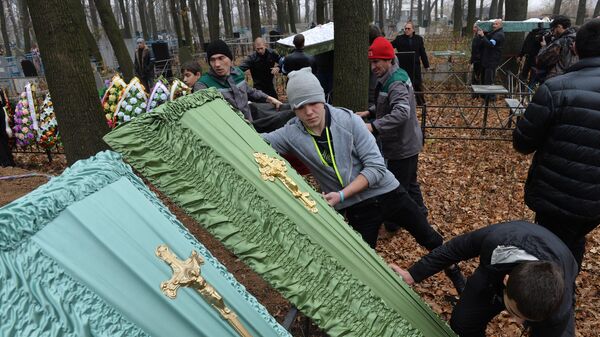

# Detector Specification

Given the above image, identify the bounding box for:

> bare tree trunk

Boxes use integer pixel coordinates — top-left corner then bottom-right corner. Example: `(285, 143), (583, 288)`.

(503, 0), (526, 73)
(489, 0), (497, 18)
(333, 0), (370, 112)
(19, 0), (31, 51)
(378, 0), (384, 29)
(287, 0), (296, 32)
(0, 0), (12, 56)
(243, 0), (250, 28)
(248, 0), (260, 40)
(148, 0), (158, 39)
(497, 0), (503, 17)
(88, 0), (100, 32)
(7, 0), (21, 49)
(206, 0), (219, 41)
(417, 0), (422, 25)
(594, 0), (600, 18)
(190, 0), (205, 50)
(315, 0), (324, 24)
(266, 0), (274, 26)
(552, 0), (561, 15)
(409, 0), (414, 20)
(466, 0), (475, 31)
(118, 0), (132, 37)
(95, 0), (134, 79)
(138, 0), (149, 39)
(452, 0), (462, 35)
(131, 0), (139, 36)
(440, 0), (443, 20)
(73, 0), (104, 64)
(28, 0), (109, 164)
(161, 0), (172, 31)
(221, 0), (233, 37)
(575, 0), (586, 25)
(305, 0), (310, 23)
(478, 0), (483, 18)
(180, 0), (193, 46)
(168, 0), (182, 44)
(235, 0), (244, 27)
(276, 0), (286, 32)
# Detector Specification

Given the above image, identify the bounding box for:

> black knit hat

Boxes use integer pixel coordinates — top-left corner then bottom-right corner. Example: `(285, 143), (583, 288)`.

(206, 39), (233, 61)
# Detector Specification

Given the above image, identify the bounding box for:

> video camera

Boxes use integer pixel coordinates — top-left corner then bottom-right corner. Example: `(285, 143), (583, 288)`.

(535, 28), (553, 44)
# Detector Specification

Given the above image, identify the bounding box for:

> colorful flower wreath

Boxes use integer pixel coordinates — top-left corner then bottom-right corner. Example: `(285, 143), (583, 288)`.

(113, 77), (148, 126)
(101, 75), (127, 128)
(147, 78), (170, 113)
(37, 93), (61, 149)
(12, 83), (38, 148)
(169, 79), (191, 101)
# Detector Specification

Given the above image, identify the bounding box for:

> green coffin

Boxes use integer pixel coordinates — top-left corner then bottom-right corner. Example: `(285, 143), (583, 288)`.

(476, 20), (550, 33)
(104, 89), (457, 337)
(0, 151), (289, 337)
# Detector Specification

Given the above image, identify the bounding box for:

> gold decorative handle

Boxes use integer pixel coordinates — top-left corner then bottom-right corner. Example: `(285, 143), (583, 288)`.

(156, 245), (253, 337)
(254, 152), (318, 213)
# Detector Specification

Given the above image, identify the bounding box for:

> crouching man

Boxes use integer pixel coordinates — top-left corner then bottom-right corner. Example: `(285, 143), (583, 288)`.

(391, 221), (576, 337)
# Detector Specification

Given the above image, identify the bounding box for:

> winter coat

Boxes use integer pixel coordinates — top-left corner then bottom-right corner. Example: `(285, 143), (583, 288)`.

(370, 62), (423, 160)
(134, 46), (154, 81)
(409, 221), (577, 337)
(470, 35), (483, 64)
(513, 56), (600, 228)
(536, 27), (578, 80)
(238, 49), (280, 92)
(282, 49), (316, 74)
(391, 34), (429, 84)
(261, 104), (399, 210)
(197, 67), (269, 121)
(480, 28), (505, 69)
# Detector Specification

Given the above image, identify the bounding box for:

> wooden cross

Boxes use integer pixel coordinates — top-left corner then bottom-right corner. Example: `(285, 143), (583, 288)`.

(156, 244), (253, 337)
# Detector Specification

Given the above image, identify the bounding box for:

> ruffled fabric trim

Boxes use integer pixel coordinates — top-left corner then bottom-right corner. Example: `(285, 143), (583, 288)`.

(105, 90), (456, 337)
(0, 151), (290, 337)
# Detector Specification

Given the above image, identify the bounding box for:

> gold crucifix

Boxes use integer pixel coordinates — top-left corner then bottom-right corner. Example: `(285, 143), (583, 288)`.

(254, 152), (318, 213)
(156, 244), (253, 337)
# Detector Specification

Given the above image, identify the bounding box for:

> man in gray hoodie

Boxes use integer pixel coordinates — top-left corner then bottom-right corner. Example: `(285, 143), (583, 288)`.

(262, 67), (465, 292)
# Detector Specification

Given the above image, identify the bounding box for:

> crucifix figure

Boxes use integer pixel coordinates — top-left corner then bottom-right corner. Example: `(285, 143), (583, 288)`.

(156, 244), (253, 337)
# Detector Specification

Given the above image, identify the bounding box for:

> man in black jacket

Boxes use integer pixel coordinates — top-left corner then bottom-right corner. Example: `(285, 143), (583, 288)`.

(391, 221), (577, 337)
(470, 24), (483, 86)
(478, 19), (505, 85)
(513, 18), (600, 269)
(239, 37), (281, 98)
(282, 34), (316, 74)
(134, 38), (154, 92)
(392, 22), (429, 105)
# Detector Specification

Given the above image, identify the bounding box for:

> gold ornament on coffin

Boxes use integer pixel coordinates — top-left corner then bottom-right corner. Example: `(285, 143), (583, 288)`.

(156, 245), (253, 337)
(253, 152), (318, 213)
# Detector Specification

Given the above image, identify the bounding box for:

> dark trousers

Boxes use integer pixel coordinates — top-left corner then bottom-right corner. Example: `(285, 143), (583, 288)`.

(413, 81), (426, 106)
(472, 62), (482, 85)
(384, 155), (428, 233)
(482, 67), (495, 85)
(450, 268), (504, 337)
(343, 186), (441, 249)
(536, 214), (598, 271)
(256, 80), (278, 99)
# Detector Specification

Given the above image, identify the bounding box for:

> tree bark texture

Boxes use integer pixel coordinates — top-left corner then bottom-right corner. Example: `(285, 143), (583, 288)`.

(452, 0), (462, 35)
(94, 0), (135, 80)
(235, 0), (245, 27)
(7, 0), (21, 49)
(88, 0), (100, 32)
(287, 0), (296, 33)
(417, 0), (422, 25)
(168, 0), (183, 45)
(19, 0), (31, 51)
(0, 0), (12, 56)
(131, 0), (139, 35)
(249, 0), (261, 40)
(552, 0), (561, 15)
(304, 0), (310, 23)
(489, 0), (497, 18)
(503, 0), (527, 73)
(378, 0), (384, 29)
(332, 0), (370, 112)
(27, 0), (109, 165)
(180, 0), (193, 46)
(190, 0), (205, 50)
(575, 0), (586, 25)
(118, 0), (132, 37)
(478, 0), (483, 19)
(276, 0), (287, 33)
(148, 0), (158, 39)
(206, 0), (220, 41)
(315, 0), (324, 24)
(497, 0), (503, 17)
(594, 0), (600, 18)
(221, 0), (233, 37)
(466, 0), (475, 32)
(137, 0), (149, 40)
(71, 0), (104, 64)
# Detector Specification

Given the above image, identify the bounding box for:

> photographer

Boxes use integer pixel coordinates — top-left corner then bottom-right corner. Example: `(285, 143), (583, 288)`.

(518, 26), (548, 85)
(536, 15), (578, 82)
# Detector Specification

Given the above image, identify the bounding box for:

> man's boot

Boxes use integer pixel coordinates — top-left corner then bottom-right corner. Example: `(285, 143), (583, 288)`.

(444, 264), (466, 295)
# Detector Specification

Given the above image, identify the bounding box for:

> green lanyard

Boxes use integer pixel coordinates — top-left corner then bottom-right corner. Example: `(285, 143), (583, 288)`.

(307, 126), (344, 187)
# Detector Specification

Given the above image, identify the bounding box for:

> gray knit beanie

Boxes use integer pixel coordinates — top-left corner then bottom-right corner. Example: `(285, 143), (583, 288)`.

(286, 67), (325, 109)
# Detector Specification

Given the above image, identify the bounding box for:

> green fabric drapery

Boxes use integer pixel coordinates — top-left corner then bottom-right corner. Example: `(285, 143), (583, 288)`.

(0, 151), (289, 337)
(104, 89), (457, 337)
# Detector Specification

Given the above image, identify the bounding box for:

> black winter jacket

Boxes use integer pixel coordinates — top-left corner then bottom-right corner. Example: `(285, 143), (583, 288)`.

(391, 34), (429, 83)
(479, 28), (505, 69)
(239, 49), (280, 91)
(282, 49), (316, 74)
(470, 36), (483, 64)
(513, 57), (600, 227)
(409, 221), (577, 337)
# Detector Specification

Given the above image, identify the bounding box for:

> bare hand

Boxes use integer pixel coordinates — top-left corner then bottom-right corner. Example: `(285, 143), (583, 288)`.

(270, 66), (280, 75)
(366, 123), (374, 133)
(322, 191), (341, 207)
(267, 96), (283, 110)
(356, 110), (370, 118)
(390, 264), (415, 285)
(477, 29), (484, 37)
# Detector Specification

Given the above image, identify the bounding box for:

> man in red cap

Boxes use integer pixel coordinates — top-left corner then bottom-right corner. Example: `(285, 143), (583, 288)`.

(358, 37), (428, 233)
